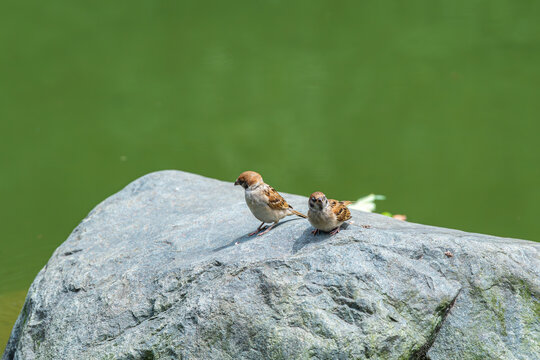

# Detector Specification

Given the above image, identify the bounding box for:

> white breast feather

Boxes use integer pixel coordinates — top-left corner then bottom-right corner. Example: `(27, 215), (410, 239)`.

(245, 185), (288, 223)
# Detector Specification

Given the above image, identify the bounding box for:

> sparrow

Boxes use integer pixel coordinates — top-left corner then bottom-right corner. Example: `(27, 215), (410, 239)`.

(234, 171), (307, 236)
(308, 191), (352, 235)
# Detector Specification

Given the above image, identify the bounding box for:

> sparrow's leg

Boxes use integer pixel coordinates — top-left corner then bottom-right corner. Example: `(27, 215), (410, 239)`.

(311, 229), (320, 236)
(249, 222), (267, 236)
(329, 226), (341, 235)
(257, 222), (278, 236)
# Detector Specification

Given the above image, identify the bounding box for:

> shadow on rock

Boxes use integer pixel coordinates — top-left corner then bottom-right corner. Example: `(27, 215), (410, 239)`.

(292, 223), (351, 253)
(212, 218), (302, 253)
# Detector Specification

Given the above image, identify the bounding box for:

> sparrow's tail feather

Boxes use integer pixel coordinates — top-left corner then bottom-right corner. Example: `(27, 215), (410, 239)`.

(290, 210), (307, 218)
(341, 201), (353, 206)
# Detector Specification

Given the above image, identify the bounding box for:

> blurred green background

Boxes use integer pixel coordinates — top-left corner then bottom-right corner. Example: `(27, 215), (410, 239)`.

(1, 0), (539, 349)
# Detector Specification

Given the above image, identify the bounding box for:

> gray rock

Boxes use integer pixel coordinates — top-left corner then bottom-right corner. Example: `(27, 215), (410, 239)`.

(3, 170), (539, 360)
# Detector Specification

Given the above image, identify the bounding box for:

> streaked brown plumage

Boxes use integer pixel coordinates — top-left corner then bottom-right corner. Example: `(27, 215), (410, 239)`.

(263, 186), (307, 218)
(234, 171), (306, 236)
(308, 191), (352, 235)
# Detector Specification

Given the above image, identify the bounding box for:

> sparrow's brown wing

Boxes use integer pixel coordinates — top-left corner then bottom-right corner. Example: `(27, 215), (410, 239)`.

(329, 199), (352, 222)
(264, 186), (292, 210)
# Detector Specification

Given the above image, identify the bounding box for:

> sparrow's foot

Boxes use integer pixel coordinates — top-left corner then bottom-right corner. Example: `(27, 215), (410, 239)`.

(257, 223), (276, 236)
(311, 229), (320, 236)
(249, 225), (267, 236)
(249, 222), (267, 236)
(329, 226), (341, 235)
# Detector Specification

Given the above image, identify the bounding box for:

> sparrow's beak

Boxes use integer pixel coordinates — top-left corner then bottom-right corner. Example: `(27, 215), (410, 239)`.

(234, 180), (240, 186)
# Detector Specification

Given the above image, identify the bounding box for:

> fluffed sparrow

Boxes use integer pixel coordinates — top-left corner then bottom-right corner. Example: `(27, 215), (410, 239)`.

(308, 191), (352, 235)
(234, 171), (307, 236)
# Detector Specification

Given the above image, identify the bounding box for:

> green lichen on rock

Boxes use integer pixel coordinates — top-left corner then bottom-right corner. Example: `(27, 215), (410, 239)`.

(513, 279), (540, 355)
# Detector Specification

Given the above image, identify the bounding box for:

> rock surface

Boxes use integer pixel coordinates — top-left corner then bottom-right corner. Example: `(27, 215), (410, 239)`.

(3, 171), (540, 360)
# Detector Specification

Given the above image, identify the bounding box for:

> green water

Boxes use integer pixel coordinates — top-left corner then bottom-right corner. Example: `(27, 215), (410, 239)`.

(1, 0), (539, 349)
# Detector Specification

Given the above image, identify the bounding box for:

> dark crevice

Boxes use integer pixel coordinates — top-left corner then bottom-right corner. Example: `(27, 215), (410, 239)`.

(62, 249), (82, 256)
(139, 349), (155, 360)
(410, 289), (461, 360)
